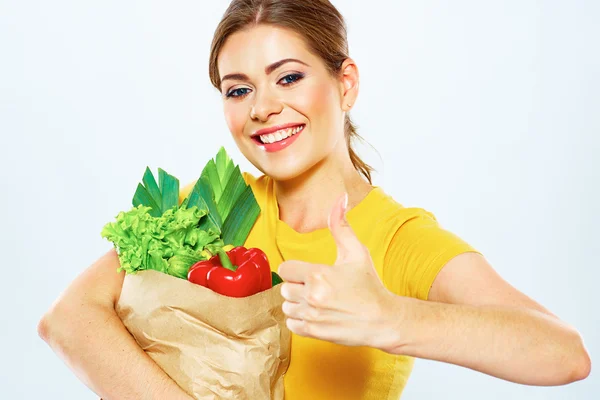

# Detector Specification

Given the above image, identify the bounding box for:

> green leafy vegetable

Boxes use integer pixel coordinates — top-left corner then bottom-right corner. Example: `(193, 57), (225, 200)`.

(186, 175), (222, 235)
(132, 184), (161, 217)
(217, 165), (246, 221)
(133, 167), (180, 216)
(159, 168), (179, 214)
(102, 147), (261, 280)
(101, 205), (220, 277)
(202, 159), (222, 203)
(142, 167), (161, 207)
(222, 184), (260, 247)
(215, 147), (236, 196)
(190, 147), (260, 246)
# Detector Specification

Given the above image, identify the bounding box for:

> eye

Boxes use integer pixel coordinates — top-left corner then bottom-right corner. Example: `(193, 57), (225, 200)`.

(226, 87), (251, 98)
(279, 73), (304, 86)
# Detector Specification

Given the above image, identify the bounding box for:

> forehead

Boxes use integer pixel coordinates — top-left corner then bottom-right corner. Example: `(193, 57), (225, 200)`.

(218, 25), (314, 76)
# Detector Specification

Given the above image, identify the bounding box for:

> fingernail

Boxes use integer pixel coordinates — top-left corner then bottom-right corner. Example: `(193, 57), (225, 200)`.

(342, 192), (348, 212)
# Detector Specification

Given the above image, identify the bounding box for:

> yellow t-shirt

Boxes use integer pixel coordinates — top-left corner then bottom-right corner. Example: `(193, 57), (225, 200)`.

(181, 172), (479, 400)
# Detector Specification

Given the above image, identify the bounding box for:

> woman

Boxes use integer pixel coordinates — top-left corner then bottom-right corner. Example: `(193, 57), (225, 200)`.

(38, 1), (591, 399)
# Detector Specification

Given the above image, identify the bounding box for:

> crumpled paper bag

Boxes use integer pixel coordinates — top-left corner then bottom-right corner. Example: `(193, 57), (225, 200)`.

(115, 270), (291, 399)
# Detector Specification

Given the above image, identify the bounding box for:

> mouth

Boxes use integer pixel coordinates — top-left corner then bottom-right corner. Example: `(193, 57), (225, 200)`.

(250, 124), (306, 153)
(251, 124), (305, 145)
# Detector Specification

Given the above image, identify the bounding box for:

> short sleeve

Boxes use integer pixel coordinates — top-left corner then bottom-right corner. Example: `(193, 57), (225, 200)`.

(382, 212), (480, 301)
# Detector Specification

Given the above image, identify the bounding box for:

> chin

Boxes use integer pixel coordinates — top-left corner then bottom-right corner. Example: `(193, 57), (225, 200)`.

(258, 159), (309, 182)
(263, 169), (302, 182)
(251, 152), (319, 182)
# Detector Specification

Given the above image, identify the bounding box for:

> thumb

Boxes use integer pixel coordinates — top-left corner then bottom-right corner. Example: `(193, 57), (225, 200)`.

(328, 192), (365, 264)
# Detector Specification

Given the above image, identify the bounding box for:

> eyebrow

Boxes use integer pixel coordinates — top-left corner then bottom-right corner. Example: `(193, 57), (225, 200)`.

(221, 58), (309, 85)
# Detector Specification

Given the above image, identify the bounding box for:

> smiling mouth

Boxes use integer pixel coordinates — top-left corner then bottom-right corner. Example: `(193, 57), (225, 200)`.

(251, 124), (305, 144)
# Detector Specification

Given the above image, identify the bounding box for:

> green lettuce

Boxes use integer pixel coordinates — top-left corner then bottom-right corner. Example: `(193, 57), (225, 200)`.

(101, 204), (223, 279)
(101, 148), (259, 280)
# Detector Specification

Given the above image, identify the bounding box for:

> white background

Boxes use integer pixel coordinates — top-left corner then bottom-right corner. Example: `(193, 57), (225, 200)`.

(1, 0), (598, 398)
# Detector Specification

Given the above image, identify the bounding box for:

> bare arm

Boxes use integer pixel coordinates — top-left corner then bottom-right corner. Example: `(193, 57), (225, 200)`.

(38, 249), (192, 400)
(384, 252), (591, 385)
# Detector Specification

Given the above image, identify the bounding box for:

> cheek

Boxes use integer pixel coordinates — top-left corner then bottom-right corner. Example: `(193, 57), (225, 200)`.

(293, 80), (339, 129)
(223, 103), (247, 138)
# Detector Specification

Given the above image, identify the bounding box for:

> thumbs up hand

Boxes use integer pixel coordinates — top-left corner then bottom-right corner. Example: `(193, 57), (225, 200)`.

(278, 193), (399, 350)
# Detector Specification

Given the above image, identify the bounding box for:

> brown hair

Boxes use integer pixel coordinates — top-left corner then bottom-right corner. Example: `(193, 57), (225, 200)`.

(208, 0), (374, 184)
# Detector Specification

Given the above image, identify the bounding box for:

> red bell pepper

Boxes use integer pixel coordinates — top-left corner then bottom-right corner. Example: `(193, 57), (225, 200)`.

(187, 246), (272, 297)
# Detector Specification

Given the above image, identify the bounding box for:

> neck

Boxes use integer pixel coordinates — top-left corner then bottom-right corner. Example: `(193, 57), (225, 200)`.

(274, 146), (373, 233)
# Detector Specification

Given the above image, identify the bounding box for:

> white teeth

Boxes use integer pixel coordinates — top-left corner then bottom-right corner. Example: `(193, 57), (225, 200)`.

(259, 125), (304, 144)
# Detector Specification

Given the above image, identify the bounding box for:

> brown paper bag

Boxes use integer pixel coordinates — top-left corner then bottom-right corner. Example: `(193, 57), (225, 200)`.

(115, 270), (291, 399)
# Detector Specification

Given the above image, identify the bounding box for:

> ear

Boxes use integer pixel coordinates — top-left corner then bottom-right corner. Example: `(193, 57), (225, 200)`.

(338, 58), (359, 111)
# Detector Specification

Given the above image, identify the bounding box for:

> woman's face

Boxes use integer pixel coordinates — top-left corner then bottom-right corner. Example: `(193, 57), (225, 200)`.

(217, 25), (356, 182)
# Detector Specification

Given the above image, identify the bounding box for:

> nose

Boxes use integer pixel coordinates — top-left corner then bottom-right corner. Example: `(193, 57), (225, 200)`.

(250, 87), (283, 122)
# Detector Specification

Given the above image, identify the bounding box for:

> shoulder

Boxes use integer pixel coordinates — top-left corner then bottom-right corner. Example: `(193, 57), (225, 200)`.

(356, 186), (438, 236)
(361, 186), (472, 259)
(374, 189), (478, 299)
(380, 191), (468, 256)
(351, 186), (438, 257)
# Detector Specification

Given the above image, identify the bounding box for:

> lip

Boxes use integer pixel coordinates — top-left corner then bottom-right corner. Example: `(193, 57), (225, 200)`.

(251, 123), (305, 138)
(253, 124), (305, 153)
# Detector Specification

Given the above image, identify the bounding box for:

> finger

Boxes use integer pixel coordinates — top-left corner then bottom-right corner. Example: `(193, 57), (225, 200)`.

(281, 301), (311, 321)
(283, 301), (335, 323)
(327, 192), (365, 264)
(283, 271), (342, 311)
(285, 318), (355, 346)
(278, 260), (322, 283)
(286, 318), (308, 336)
(280, 282), (306, 303)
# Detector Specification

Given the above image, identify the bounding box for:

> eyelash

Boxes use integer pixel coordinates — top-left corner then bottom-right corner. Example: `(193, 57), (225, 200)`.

(225, 73), (305, 99)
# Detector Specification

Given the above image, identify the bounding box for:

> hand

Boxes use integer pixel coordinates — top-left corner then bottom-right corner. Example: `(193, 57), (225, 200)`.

(278, 193), (399, 350)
